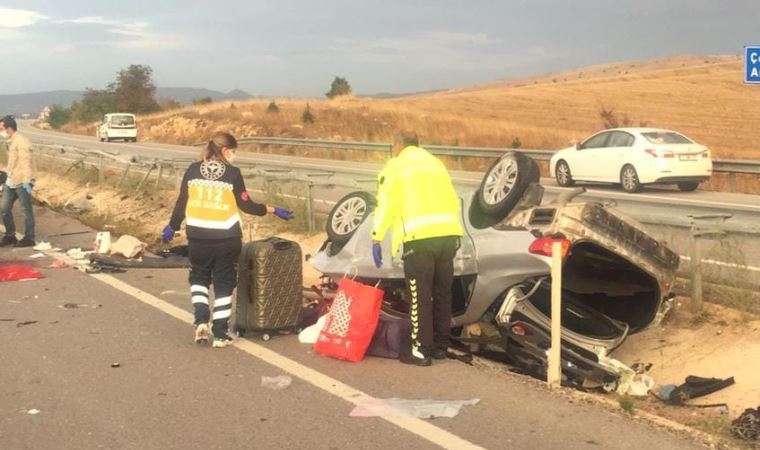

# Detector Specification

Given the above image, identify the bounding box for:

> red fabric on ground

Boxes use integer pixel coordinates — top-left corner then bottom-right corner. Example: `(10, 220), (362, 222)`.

(0, 264), (45, 282)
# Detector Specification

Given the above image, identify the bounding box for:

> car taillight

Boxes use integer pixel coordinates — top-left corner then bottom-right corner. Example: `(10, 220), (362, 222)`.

(528, 237), (570, 259)
(511, 323), (534, 336)
(645, 149), (674, 158)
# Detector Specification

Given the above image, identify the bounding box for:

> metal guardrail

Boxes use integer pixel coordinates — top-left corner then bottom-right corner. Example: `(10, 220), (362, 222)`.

(230, 136), (760, 175)
(30, 143), (374, 233)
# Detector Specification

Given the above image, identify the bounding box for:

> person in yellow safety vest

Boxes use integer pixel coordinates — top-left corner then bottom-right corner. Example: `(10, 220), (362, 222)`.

(371, 130), (464, 366)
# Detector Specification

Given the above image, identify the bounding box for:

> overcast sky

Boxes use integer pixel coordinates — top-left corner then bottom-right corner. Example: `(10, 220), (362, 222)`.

(1, 1), (758, 96)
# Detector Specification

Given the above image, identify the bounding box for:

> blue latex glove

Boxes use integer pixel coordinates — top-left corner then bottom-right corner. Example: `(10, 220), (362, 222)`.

(22, 182), (33, 194)
(372, 242), (383, 268)
(274, 206), (294, 220)
(161, 225), (175, 243)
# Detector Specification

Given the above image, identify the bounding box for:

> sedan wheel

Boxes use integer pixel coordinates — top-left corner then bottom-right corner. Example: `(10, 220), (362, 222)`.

(620, 165), (641, 193)
(555, 160), (575, 187)
(326, 191), (376, 244)
(477, 152), (538, 218)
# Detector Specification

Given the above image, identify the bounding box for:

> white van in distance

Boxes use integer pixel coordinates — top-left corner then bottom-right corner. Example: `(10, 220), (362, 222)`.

(97, 113), (137, 142)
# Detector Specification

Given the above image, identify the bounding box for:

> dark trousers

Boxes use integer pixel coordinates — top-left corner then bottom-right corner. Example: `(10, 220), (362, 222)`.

(1, 186), (35, 241)
(402, 236), (459, 358)
(188, 238), (241, 339)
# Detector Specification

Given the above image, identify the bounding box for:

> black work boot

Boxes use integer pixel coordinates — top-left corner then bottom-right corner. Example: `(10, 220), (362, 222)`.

(400, 354), (433, 367)
(0, 235), (18, 247)
(14, 237), (35, 248)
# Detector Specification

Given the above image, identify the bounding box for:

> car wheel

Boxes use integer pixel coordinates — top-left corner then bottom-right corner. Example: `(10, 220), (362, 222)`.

(677, 181), (699, 192)
(477, 152), (539, 217)
(555, 160), (575, 187)
(620, 165), (642, 193)
(326, 191), (376, 245)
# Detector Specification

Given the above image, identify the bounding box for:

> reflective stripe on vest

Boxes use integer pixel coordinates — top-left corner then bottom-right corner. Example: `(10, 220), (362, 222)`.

(403, 213), (460, 233)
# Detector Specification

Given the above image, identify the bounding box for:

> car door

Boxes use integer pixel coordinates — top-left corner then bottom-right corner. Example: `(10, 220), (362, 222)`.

(572, 131), (613, 181)
(598, 131), (635, 182)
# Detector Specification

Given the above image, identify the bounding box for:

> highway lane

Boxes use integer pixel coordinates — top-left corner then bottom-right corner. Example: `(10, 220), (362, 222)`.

(19, 122), (760, 224)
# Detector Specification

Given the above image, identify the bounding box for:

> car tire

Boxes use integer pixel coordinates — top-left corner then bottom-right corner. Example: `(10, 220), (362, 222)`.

(677, 181), (699, 192)
(326, 191), (376, 245)
(620, 165), (642, 193)
(555, 160), (575, 187)
(477, 152), (539, 217)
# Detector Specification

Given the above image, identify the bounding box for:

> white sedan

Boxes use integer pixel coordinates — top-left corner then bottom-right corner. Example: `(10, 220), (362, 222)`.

(549, 128), (712, 192)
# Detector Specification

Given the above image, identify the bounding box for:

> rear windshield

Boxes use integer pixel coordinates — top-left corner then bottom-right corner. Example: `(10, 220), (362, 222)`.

(111, 115), (135, 127)
(641, 132), (692, 144)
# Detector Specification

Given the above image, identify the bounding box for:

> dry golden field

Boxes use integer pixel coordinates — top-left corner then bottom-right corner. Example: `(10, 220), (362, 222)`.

(63, 55), (760, 160)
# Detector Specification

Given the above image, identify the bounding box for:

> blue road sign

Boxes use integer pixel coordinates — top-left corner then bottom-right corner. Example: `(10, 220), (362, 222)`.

(746, 46), (760, 84)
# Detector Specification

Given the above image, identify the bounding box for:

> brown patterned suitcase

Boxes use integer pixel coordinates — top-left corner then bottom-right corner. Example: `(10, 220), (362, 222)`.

(234, 237), (303, 340)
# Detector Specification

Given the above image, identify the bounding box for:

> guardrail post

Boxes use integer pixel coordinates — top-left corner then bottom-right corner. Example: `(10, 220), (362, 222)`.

(305, 181), (315, 233)
(155, 163), (164, 189)
(98, 155), (104, 185)
(547, 240), (563, 390)
(688, 214), (732, 313)
(136, 166), (154, 193)
(118, 163), (132, 188)
(689, 230), (703, 312)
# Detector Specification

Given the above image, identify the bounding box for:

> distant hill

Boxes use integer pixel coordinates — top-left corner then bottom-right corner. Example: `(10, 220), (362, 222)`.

(0, 87), (253, 116)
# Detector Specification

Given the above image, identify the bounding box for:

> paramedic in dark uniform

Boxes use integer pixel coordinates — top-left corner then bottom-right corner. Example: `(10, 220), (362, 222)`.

(371, 130), (464, 366)
(163, 132), (293, 348)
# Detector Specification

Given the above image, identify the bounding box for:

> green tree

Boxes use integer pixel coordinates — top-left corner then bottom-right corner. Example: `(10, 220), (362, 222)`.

(325, 76), (352, 99)
(301, 103), (315, 124)
(109, 64), (161, 114)
(192, 96), (213, 105)
(71, 88), (117, 122)
(267, 100), (279, 113)
(47, 104), (72, 129)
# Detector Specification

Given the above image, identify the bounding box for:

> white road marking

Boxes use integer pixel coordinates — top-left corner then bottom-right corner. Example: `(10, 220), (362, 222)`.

(89, 273), (486, 450)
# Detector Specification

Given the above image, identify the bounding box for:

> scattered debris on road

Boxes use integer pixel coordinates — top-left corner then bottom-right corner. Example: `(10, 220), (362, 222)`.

(26, 409), (40, 415)
(33, 242), (52, 251)
(111, 362), (121, 368)
(261, 375), (292, 390)
(46, 260), (71, 269)
(16, 321), (38, 327)
(350, 398), (480, 419)
(657, 375), (735, 405)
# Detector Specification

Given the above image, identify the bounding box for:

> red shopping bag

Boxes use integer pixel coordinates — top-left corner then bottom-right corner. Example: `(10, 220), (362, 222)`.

(314, 277), (383, 362)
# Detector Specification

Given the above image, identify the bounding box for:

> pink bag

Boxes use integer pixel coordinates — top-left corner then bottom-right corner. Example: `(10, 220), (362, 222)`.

(314, 278), (383, 362)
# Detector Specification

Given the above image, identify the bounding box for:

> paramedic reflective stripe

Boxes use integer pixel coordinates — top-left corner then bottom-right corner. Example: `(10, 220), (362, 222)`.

(403, 213), (460, 233)
(214, 296), (232, 308)
(190, 285), (208, 295)
(186, 213), (241, 230)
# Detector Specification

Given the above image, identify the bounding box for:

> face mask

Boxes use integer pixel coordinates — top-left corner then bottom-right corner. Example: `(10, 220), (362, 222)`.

(226, 153), (236, 164)
(0, 131), (7, 139)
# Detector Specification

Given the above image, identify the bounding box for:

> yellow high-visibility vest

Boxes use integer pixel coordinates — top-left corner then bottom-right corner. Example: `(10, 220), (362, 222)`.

(372, 146), (464, 255)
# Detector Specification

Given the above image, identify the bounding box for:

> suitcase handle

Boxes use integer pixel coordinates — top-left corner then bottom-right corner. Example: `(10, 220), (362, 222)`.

(272, 240), (292, 251)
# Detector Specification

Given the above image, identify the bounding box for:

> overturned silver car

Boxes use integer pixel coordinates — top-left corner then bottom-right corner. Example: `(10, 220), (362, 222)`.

(309, 152), (679, 386)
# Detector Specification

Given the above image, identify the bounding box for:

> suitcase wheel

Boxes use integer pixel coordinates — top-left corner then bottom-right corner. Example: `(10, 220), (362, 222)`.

(261, 333), (271, 342)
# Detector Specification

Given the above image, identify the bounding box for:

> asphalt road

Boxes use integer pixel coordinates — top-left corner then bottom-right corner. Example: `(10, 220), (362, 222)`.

(0, 206), (710, 450)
